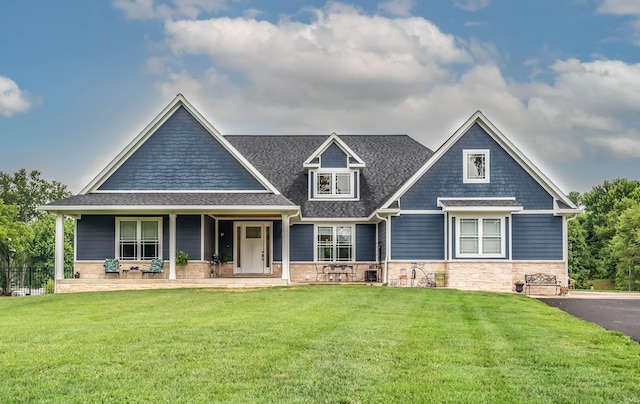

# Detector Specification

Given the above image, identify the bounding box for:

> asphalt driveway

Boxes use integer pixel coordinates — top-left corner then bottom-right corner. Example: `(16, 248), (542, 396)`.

(538, 291), (640, 342)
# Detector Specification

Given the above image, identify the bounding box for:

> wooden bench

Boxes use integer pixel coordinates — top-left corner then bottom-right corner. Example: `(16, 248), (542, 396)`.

(525, 273), (561, 295)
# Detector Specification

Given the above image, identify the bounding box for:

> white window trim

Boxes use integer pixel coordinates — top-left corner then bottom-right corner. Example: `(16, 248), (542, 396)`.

(455, 216), (505, 258)
(309, 169), (358, 200)
(463, 149), (490, 184)
(115, 217), (163, 261)
(314, 224), (355, 262)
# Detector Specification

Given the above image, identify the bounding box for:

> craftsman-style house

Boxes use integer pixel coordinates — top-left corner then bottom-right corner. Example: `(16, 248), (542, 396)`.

(43, 94), (580, 293)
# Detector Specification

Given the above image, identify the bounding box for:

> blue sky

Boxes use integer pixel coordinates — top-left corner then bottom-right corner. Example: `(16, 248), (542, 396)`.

(1, 0), (639, 194)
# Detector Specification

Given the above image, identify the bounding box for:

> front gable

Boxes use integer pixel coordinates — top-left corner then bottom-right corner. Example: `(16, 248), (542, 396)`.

(386, 111), (579, 213)
(400, 123), (554, 210)
(83, 94), (278, 194)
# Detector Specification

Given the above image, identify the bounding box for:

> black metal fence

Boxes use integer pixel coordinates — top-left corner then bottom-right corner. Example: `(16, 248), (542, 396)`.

(1, 267), (55, 296)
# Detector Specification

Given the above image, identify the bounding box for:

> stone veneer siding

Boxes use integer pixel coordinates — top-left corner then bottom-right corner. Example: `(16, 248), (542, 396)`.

(386, 261), (566, 295)
(73, 261), (281, 279)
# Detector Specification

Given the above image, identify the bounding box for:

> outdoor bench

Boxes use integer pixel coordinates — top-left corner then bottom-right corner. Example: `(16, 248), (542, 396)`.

(524, 273), (561, 295)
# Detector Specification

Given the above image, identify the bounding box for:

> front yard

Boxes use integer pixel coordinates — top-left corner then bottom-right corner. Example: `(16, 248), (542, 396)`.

(0, 286), (638, 402)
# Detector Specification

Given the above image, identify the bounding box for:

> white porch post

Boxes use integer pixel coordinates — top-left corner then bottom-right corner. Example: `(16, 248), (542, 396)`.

(54, 214), (65, 281)
(281, 213), (290, 283)
(169, 213), (177, 280)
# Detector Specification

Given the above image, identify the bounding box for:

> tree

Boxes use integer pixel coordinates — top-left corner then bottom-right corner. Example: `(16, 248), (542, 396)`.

(0, 200), (33, 295)
(610, 204), (640, 291)
(581, 179), (640, 279)
(0, 169), (71, 223)
(567, 215), (593, 288)
(28, 215), (75, 280)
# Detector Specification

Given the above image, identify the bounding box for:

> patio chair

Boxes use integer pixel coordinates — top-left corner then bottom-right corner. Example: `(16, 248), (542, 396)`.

(141, 258), (164, 278)
(104, 259), (120, 278)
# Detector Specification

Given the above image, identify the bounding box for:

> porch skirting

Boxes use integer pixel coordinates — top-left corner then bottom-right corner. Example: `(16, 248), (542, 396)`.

(56, 277), (288, 293)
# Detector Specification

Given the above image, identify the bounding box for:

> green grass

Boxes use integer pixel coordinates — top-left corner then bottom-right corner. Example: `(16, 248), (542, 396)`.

(1, 287), (639, 403)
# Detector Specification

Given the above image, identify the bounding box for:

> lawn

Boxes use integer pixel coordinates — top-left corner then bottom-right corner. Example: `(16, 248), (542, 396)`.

(1, 287), (639, 403)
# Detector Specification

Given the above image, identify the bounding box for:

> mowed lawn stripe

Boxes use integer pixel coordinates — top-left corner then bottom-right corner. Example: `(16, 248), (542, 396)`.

(0, 287), (639, 402)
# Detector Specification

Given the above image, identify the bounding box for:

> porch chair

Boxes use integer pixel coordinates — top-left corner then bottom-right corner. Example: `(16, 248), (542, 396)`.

(104, 259), (120, 278)
(141, 258), (164, 278)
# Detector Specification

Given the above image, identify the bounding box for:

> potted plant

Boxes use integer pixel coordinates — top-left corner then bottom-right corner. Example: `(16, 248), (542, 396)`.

(515, 280), (524, 293)
(176, 250), (189, 266)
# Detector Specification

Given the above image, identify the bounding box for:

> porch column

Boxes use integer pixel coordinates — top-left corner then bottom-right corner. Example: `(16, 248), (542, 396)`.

(281, 213), (290, 283)
(54, 213), (64, 281)
(169, 213), (177, 280)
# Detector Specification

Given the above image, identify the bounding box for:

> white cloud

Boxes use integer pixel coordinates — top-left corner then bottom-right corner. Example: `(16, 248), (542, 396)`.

(140, 3), (640, 192)
(378, 0), (415, 17)
(453, 0), (491, 12)
(113, 0), (227, 20)
(0, 76), (31, 118)
(597, 0), (640, 15)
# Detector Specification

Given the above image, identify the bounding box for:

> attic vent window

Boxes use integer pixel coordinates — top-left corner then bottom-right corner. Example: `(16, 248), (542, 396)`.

(463, 149), (490, 183)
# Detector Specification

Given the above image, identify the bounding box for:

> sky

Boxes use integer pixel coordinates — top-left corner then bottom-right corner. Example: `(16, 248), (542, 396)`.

(1, 0), (639, 194)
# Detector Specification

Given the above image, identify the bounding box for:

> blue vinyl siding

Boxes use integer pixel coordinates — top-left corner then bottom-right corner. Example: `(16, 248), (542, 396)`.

(176, 215), (201, 261)
(77, 215), (169, 260)
(400, 123), (553, 210)
(320, 143), (348, 168)
(76, 215), (116, 260)
(390, 214), (444, 260)
(512, 214), (563, 260)
(356, 224), (376, 261)
(204, 216), (214, 261)
(98, 106), (265, 191)
(218, 220), (234, 260)
(291, 224), (314, 261)
(378, 220), (386, 261)
(273, 221), (282, 261)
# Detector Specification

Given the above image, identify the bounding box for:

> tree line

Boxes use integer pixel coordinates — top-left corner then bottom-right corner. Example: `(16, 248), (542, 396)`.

(0, 169), (73, 295)
(568, 178), (640, 290)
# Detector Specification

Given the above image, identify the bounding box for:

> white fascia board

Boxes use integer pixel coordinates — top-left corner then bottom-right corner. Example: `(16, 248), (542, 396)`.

(91, 189), (273, 194)
(303, 133), (366, 168)
(81, 94), (282, 196)
(41, 205), (300, 214)
(366, 208), (400, 221)
(298, 216), (372, 223)
(440, 206), (524, 213)
(381, 111), (578, 210)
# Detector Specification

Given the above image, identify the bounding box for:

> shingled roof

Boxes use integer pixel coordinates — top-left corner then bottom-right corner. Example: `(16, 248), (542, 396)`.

(225, 134), (434, 218)
(44, 192), (295, 210)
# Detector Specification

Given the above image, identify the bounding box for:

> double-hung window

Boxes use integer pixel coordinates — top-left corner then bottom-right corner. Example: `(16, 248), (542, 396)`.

(116, 218), (162, 260)
(316, 225), (353, 261)
(457, 217), (504, 257)
(463, 149), (490, 183)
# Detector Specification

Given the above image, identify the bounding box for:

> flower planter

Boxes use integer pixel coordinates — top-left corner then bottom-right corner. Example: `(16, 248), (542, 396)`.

(515, 283), (524, 293)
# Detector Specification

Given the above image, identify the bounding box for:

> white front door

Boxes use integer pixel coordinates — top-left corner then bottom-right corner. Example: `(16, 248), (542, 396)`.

(235, 222), (271, 274)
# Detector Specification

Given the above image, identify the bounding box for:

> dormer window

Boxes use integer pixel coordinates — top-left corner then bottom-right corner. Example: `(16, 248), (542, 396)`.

(316, 171), (353, 198)
(304, 134), (365, 201)
(463, 149), (490, 183)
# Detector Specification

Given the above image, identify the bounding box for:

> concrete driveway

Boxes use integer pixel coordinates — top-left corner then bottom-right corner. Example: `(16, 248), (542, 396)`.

(538, 291), (640, 342)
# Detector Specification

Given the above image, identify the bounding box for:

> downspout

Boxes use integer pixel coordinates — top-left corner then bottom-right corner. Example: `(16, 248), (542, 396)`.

(375, 212), (390, 284)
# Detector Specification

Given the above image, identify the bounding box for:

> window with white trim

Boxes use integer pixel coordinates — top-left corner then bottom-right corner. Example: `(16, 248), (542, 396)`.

(316, 225), (353, 261)
(463, 149), (489, 183)
(116, 218), (162, 260)
(457, 217), (504, 257)
(312, 170), (355, 199)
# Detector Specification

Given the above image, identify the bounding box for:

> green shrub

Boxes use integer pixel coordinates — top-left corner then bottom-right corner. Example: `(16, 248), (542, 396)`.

(43, 279), (55, 294)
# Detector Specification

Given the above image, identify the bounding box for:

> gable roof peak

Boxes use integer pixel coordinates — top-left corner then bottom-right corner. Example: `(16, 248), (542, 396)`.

(303, 132), (366, 168)
(80, 94), (281, 195)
